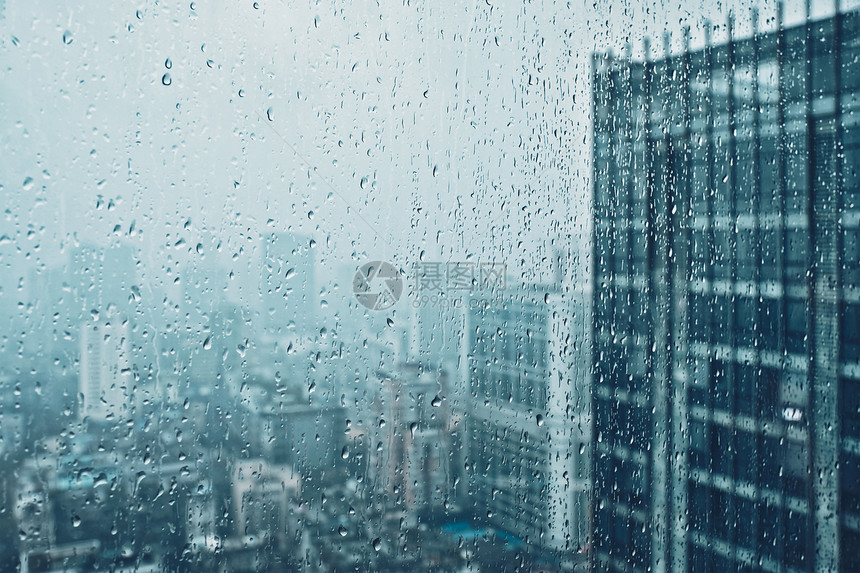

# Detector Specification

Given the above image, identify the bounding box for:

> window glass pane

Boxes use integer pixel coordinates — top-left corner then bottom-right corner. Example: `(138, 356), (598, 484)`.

(3, 2), (857, 572)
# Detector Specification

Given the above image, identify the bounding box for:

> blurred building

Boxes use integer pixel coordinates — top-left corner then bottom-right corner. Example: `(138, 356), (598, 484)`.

(591, 8), (859, 572)
(181, 262), (229, 335)
(14, 427), (225, 573)
(230, 459), (300, 554)
(79, 315), (132, 423)
(463, 281), (591, 559)
(179, 262), (234, 394)
(0, 408), (24, 457)
(244, 382), (346, 476)
(15, 439), (146, 572)
(260, 232), (317, 337)
(370, 363), (455, 518)
(66, 243), (148, 422)
(409, 294), (464, 375)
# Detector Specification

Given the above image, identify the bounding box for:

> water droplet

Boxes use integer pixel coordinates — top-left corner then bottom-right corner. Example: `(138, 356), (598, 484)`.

(203, 336), (212, 350)
(372, 537), (382, 551)
(22, 177), (34, 191)
(165, 58), (172, 69)
(338, 525), (348, 537)
(536, 414), (544, 427)
(266, 107), (274, 121)
(431, 395), (442, 407)
(162, 73), (172, 86)
(341, 446), (349, 459)
(71, 515), (81, 527)
(62, 31), (73, 45)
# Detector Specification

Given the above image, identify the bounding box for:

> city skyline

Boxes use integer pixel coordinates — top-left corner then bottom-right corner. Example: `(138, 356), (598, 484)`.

(1, 0), (850, 311)
(2, 1), (858, 572)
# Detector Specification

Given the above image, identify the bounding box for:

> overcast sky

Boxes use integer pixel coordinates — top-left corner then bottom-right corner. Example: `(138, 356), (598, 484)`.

(0, 0), (854, 313)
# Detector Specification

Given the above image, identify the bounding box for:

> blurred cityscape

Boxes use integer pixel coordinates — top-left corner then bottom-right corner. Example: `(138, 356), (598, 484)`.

(0, 5), (858, 573)
(0, 231), (591, 573)
(0, 225), (592, 572)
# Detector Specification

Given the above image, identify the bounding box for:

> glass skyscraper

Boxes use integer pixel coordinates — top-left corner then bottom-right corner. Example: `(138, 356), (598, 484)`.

(592, 8), (859, 572)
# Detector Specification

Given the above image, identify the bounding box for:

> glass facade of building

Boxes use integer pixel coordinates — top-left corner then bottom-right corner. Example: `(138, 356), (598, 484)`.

(592, 9), (860, 572)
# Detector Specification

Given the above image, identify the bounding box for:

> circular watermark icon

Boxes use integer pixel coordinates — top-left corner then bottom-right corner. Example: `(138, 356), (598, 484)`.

(353, 261), (402, 311)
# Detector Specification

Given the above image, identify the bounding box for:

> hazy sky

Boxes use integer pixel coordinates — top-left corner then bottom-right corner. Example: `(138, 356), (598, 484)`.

(0, 0), (854, 313)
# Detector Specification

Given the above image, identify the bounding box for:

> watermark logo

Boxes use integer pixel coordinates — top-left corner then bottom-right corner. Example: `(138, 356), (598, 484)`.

(413, 262), (506, 292)
(353, 261), (403, 311)
(412, 261), (507, 309)
(354, 260), (507, 310)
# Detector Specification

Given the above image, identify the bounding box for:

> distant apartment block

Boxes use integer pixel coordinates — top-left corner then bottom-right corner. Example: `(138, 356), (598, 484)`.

(464, 281), (591, 559)
(371, 363), (455, 518)
(79, 316), (132, 423)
